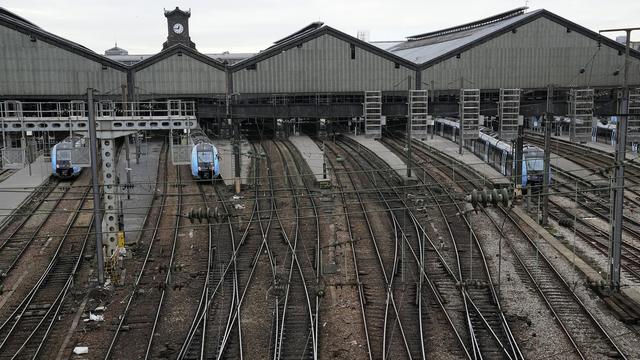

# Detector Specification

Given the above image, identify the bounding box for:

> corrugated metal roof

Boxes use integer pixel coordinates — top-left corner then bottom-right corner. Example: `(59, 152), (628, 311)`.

(407, 7), (529, 40)
(369, 41), (403, 50)
(0, 7), (39, 28)
(0, 7), (127, 70)
(271, 22), (324, 46)
(106, 52), (254, 65)
(389, 9), (543, 64)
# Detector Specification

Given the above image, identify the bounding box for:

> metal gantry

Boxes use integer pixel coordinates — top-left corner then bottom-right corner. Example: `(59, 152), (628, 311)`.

(458, 89), (480, 154)
(0, 98), (197, 267)
(498, 88), (521, 141)
(364, 91), (382, 138)
(409, 90), (429, 139)
(627, 88), (640, 143)
(569, 88), (594, 143)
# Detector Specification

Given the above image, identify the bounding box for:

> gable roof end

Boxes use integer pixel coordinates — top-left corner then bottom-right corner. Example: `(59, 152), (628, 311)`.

(131, 43), (227, 72)
(232, 24), (417, 71)
(0, 8), (127, 71)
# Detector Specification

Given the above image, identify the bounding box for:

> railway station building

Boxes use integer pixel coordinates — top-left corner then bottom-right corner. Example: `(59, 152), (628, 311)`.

(1, 6), (640, 136)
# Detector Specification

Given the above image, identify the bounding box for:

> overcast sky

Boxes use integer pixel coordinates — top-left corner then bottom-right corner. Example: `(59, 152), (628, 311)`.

(3, 0), (639, 54)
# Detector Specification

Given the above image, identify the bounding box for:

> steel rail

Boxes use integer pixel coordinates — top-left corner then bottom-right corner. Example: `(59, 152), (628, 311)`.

(220, 142), (276, 359)
(280, 140), (320, 356)
(410, 133), (625, 359)
(378, 136), (480, 357)
(0, 184), (92, 357)
(329, 136), (471, 358)
(545, 198), (640, 281)
(322, 143), (395, 358)
(322, 145), (374, 359)
(16, 214), (95, 359)
(489, 206), (627, 360)
(143, 164), (183, 359)
(0, 176), (58, 234)
(173, 179), (216, 360)
(383, 135), (523, 359)
(0, 181), (72, 279)
(178, 156), (259, 360)
(103, 141), (169, 360)
(210, 181), (241, 360)
(270, 140), (316, 360)
(332, 139), (420, 359)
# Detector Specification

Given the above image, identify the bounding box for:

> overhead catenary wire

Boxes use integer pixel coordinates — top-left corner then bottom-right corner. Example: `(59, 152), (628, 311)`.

(0, 148), (637, 194)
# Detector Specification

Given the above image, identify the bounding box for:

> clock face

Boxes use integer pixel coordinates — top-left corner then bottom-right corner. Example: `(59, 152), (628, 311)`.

(173, 23), (184, 34)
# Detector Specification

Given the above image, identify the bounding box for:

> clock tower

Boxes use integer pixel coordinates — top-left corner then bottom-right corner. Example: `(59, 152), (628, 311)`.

(163, 7), (195, 50)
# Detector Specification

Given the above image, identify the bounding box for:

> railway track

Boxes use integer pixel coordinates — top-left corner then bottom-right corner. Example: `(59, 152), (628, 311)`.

(405, 135), (628, 359)
(547, 159), (640, 238)
(523, 133), (640, 285)
(0, 177), (77, 281)
(0, 182), (93, 359)
(524, 132), (640, 208)
(147, 165), (212, 359)
(0, 169), (16, 183)
(178, 179), (237, 360)
(383, 135), (523, 357)
(279, 140), (320, 357)
(545, 196), (640, 283)
(326, 139), (475, 359)
(322, 145), (375, 358)
(333, 138), (426, 358)
(220, 142), (278, 359)
(104, 153), (180, 360)
(267, 140), (317, 360)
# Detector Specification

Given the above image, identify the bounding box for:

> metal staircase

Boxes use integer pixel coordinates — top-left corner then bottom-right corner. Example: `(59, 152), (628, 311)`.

(460, 89), (481, 140)
(364, 91), (382, 138)
(628, 88), (640, 143)
(569, 88), (594, 143)
(498, 88), (521, 141)
(409, 90), (429, 138)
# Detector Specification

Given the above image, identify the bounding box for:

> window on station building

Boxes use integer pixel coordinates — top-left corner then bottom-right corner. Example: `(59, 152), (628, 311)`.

(350, 44), (355, 59)
(394, 63), (400, 69)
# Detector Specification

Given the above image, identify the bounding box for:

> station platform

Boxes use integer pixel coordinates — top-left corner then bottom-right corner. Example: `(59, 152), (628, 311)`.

(418, 135), (511, 188)
(116, 138), (162, 244)
(213, 139), (252, 187)
(345, 135), (412, 181)
(0, 155), (52, 226)
(288, 136), (327, 185)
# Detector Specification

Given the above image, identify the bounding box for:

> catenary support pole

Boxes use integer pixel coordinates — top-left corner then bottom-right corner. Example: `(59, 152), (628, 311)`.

(600, 27), (639, 292)
(542, 112), (552, 225)
(234, 118), (240, 194)
(407, 75), (413, 178)
(610, 32), (630, 291)
(459, 77), (464, 155)
(87, 89), (105, 285)
(514, 125), (524, 187)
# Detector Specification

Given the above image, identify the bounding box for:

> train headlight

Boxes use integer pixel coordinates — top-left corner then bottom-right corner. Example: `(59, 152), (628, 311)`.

(56, 164), (59, 169)
(198, 166), (201, 171)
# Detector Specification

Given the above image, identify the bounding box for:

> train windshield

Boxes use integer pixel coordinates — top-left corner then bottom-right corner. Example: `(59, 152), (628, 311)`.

(525, 150), (544, 171)
(198, 151), (213, 163)
(57, 149), (71, 161)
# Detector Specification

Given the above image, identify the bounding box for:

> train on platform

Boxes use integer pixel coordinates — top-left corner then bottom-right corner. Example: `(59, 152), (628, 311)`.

(189, 129), (220, 180)
(594, 117), (618, 144)
(51, 134), (86, 179)
(434, 118), (548, 189)
(527, 115), (619, 145)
